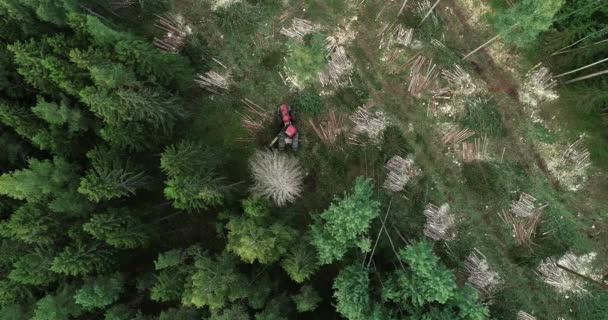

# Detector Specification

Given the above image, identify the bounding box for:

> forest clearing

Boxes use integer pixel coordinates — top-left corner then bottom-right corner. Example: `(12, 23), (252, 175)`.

(0, 0), (607, 319)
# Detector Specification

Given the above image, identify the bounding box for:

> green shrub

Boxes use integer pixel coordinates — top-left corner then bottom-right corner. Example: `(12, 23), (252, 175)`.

(140, 0), (172, 14)
(460, 97), (506, 137)
(285, 34), (326, 87)
(292, 89), (323, 116)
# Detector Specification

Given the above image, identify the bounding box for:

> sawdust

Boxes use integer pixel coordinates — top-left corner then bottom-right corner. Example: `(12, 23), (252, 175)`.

(458, 0), (491, 27)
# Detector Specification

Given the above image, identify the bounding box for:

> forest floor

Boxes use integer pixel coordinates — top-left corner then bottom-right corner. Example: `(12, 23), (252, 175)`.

(159, 0), (608, 318)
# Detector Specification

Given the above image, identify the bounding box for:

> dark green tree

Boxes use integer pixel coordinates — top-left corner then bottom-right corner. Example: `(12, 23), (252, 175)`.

(78, 146), (151, 202)
(183, 252), (249, 310)
(490, 0), (565, 48)
(82, 208), (150, 249)
(160, 140), (225, 211)
(51, 242), (115, 276)
(280, 238), (318, 283)
(292, 285), (321, 313)
(310, 177), (381, 265)
(31, 285), (82, 320)
(8, 248), (58, 286)
(332, 265), (370, 320)
(0, 203), (60, 244)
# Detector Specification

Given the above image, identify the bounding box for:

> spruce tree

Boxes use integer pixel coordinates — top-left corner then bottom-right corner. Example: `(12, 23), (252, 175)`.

(74, 272), (124, 309)
(51, 242), (115, 276)
(310, 177), (381, 265)
(78, 146), (151, 202)
(160, 141), (225, 211)
(82, 208), (150, 249)
(31, 285), (82, 320)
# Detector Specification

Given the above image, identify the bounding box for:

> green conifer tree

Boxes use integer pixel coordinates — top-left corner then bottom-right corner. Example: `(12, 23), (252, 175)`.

(74, 272), (124, 309)
(83, 208), (150, 249)
(51, 242), (115, 276)
(310, 177), (381, 265)
(160, 141), (225, 211)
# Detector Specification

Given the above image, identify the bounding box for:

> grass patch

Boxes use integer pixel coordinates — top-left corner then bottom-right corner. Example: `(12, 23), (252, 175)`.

(460, 96), (506, 137)
(285, 34), (327, 88)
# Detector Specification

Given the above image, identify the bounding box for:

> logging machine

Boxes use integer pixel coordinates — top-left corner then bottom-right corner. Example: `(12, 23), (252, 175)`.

(269, 104), (299, 150)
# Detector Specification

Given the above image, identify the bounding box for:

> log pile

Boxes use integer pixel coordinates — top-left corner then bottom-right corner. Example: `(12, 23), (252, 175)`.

(465, 249), (502, 297)
(320, 42), (353, 87)
(280, 18), (318, 42)
(517, 311), (537, 320)
(407, 55), (439, 97)
(309, 111), (345, 145)
(383, 155), (421, 192)
(441, 127), (474, 145)
(348, 105), (387, 146)
(461, 136), (489, 162)
(423, 203), (455, 241)
(559, 138), (591, 172)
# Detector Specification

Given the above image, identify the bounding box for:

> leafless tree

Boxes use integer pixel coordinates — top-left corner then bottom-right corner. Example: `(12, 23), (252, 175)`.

(423, 203), (456, 241)
(383, 155), (421, 192)
(249, 150), (304, 207)
(465, 249), (502, 298)
(110, 0), (137, 10)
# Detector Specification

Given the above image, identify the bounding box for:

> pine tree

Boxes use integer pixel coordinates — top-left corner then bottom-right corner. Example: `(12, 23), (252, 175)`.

(0, 102), (42, 140)
(0, 279), (31, 307)
(382, 241), (489, 319)
(310, 177), (381, 265)
(74, 272), (124, 309)
(160, 141), (225, 211)
(51, 242), (115, 276)
(82, 208), (150, 249)
(209, 304), (250, 320)
(104, 304), (135, 320)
